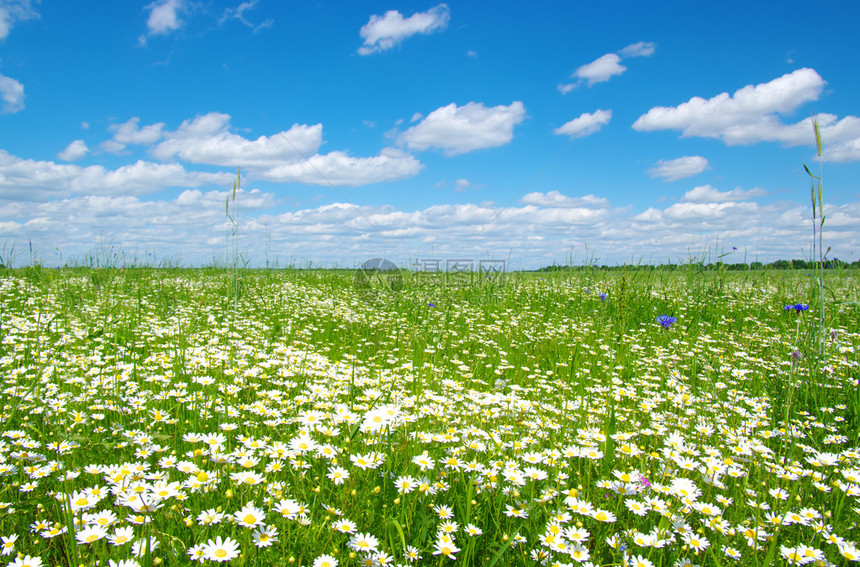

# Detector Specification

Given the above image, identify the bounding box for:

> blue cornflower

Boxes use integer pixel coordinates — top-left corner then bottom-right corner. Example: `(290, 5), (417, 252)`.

(427, 302), (436, 308)
(656, 315), (677, 328)
(784, 304), (809, 312)
(599, 293), (607, 301)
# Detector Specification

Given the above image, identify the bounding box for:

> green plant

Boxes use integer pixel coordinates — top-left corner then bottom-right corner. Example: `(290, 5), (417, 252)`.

(803, 116), (826, 357)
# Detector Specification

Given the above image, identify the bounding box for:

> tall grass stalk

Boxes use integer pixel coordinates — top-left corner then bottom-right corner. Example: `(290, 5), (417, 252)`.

(803, 116), (826, 357)
(0, 241), (15, 269)
(226, 167), (243, 325)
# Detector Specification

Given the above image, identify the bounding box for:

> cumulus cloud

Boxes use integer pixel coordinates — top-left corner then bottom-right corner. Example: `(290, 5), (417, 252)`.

(660, 200), (759, 222)
(399, 101), (526, 155)
(557, 83), (577, 95)
(559, 42), (653, 92)
(0, 149), (234, 201)
(521, 190), (609, 208)
(4, 184), (858, 268)
(0, 0), (39, 40)
(139, 0), (185, 44)
(811, 114), (860, 162)
(101, 117), (166, 153)
(631, 67), (860, 159)
(824, 135), (860, 162)
(553, 110), (611, 139)
(573, 53), (625, 86)
(111, 117), (166, 145)
(680, 184), (767, 203)
(0, 73), (24, 113)
(648, 155), (708, 181)
(144, 112), (423, 186)
(358, 3), (450, 55)
(256, 148), (423, 186)
(620, 41), (656, 57)
(58, 140), (89, 161)
(634, 68), (826, 138)
(150, 112), (322, 166)
(454, 178), (471, 192)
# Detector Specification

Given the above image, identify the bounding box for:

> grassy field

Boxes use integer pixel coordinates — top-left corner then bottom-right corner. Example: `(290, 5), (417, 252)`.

(0, 266), (858, 567)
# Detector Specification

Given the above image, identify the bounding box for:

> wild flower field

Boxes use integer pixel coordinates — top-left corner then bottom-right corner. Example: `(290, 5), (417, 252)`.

(0, 266), (858, 567)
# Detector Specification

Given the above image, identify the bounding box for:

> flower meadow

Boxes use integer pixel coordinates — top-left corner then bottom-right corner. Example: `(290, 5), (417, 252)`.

(0, 266), (858, 567)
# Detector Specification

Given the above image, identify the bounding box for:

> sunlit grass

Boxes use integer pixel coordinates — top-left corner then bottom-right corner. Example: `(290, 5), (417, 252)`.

(0, 266), (857, 566)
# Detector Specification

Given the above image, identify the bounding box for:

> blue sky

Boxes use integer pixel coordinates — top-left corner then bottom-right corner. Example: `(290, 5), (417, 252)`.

(1, 0), (859, 268)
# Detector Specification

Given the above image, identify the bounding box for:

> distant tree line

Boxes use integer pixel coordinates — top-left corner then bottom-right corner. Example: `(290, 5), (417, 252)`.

(536, 258), (859, 272)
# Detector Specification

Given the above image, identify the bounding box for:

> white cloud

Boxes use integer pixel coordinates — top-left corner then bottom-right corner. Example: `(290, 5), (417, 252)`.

(150, 112), (322, 166)
(358, 3), (450, 55)
(680, 184), (767, 203)
(453, 179), (470, 192)
(4, 184), (858, 268)
(87, 160), (231, 195)
(0, 73), (24, 113)
(146, 0), (183, 34)
(573, 53), (625, 86)
(101, 117), (166, 153)
(58, 140), (89, 161)
(648, 155), (708, 181)
(521, 190), (609, 208)
(812, 114), (860, 162)
(560, 42), (654, 93)
(145, 112), (422, 186)
(99, 140), (126, 154)
(110, 117), (166, 146)
(557, 83), (577, 95)
(139, 0), (184, 44)
(824, 136), (860, 162)
(0, 0), (38, 40)
(399, 101), (526, 155)
(634, 68), (826, 137)
(662, 200), (759, 222)
(256, 147), (423, 186)
(553, 110), (611, 139)
(0, 149), (234, 200)
(630, 67), (860, 158)
(620, 41), (655, 57)
(219, 0), (273, 32)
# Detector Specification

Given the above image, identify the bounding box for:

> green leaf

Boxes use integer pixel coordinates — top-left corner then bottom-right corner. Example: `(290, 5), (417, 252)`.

(390, 518), (407, 556)
(803, 164), (820, 179)
(486, 538), (514, 567)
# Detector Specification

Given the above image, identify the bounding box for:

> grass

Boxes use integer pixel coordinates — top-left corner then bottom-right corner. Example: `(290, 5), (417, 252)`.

(0, 264), (857, 567)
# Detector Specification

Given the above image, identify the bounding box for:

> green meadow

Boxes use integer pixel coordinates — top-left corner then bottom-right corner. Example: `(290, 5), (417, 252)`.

(0, 265), (858, 567)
